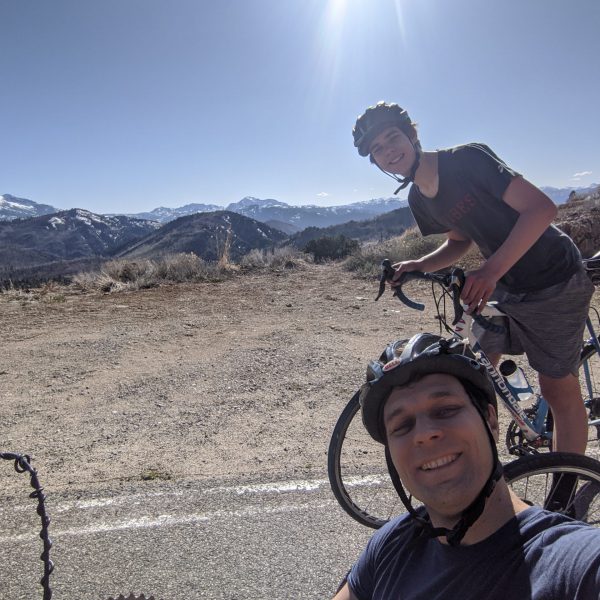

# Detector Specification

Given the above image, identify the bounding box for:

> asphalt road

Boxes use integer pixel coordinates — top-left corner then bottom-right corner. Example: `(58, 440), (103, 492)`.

(0, 472), (376, 600)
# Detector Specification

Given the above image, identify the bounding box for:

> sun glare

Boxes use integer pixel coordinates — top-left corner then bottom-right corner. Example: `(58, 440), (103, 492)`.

(329, 0), (349, 22)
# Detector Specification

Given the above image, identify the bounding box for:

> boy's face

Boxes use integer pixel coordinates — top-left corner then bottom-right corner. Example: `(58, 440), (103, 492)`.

(383, 373), (498, 526)
(369, 125), (417, 176)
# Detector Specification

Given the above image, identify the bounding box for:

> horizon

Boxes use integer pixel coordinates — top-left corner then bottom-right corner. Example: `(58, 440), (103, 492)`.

(1, 1), (598, 214)
(3, 181), (598, 216)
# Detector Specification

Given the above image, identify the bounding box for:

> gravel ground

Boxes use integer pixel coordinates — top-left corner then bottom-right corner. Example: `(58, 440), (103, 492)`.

(1, 262), (598, 498)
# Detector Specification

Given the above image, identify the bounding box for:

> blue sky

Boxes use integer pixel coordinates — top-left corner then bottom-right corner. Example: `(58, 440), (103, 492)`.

(1, 0), (598, 214)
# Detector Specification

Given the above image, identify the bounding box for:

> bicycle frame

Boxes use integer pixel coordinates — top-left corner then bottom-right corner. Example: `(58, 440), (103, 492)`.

(583, 315), (600, 429)
(452, 303), (549, 446)
(454, 302), (600, 447)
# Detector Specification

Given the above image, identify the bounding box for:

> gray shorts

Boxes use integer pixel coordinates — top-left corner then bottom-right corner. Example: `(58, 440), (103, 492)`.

(473, 268), (595, 378)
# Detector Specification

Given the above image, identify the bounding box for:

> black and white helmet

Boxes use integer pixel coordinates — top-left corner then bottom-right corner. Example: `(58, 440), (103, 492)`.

(358, 333), (502, 546)
(360, 333), (497, 444)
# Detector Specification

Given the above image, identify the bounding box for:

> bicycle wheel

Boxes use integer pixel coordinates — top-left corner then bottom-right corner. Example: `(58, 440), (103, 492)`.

(504, 452), (600, 526)
(328, 390), (414, 529)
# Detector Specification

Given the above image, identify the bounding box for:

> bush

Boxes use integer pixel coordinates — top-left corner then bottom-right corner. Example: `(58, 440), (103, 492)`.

(154, 253), (216, 282)
(343, 227), (482, 277)
(239, 246), (307, 271)
(303, 235), (360, 263)
(72, 253), (227, 292)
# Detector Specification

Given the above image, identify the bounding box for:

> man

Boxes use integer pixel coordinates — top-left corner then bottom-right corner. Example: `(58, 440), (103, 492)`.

(352, 102), (594, 455)
(333, 334), (600, 600)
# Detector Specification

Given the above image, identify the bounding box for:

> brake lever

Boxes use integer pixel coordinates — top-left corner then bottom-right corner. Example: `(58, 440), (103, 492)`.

(375, 259), (395, 301)
(449, 268), (465, 326)
(375, 259), (425, 311)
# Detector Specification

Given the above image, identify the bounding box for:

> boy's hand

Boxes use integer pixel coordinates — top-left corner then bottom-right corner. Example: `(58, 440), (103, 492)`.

(462, 266), (499, 314)
(390, 260), (423, 286)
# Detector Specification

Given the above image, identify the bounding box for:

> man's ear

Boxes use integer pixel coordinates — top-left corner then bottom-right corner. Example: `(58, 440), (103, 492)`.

(486, 404), (499, 442)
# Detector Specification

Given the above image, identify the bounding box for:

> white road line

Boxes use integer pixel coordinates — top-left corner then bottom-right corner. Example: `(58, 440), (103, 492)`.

(0, 472), (391, 541)
(2, 473), (388, 514)
(0, 500), (336, 542)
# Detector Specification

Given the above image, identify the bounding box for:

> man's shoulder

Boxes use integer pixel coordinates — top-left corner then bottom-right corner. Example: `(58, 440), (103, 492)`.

(437, 142), (519, 179)
(518, 507), (600, 549)
(439, 142), (498, 162)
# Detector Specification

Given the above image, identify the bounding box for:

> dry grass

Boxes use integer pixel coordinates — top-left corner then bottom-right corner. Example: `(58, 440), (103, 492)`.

(239, 246), (308, 271)
(67, 249), (309, 294)
(72, 253), (226, 293)
(343, 227), (483, 278)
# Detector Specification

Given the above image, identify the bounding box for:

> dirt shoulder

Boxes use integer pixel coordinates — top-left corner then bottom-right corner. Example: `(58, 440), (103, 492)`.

(1, 262), (598, 497)
(0, 263), (412, 496)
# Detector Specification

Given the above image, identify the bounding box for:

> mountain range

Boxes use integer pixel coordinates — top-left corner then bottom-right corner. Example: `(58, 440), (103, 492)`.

(539, 184), (599, 204)
(0, 193), (408, 230)
(3, 184), (597, 227)
(122, 196), (410, 231)
(0, 209), (160, 266)
(1, 184), (598, 286)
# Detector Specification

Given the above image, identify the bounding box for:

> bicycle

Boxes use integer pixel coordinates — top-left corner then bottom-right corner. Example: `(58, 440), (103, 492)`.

(328, 256), (600, 529)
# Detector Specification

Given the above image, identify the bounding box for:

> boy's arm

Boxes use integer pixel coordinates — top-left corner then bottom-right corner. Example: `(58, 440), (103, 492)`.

(461, 176), (557, 313)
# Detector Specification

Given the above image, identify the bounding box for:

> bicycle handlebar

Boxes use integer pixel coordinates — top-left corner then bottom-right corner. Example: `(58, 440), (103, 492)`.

(376, 259), (505, 334)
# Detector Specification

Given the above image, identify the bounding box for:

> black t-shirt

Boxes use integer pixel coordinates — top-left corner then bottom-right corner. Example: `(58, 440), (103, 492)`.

(347, 507), (600, 600)
(407, 143), (581, 292)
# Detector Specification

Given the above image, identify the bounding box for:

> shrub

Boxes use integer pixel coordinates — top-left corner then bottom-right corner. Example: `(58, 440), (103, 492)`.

(240, 246), (307, 271)
(343, 227), (482, 277)
(303, 235), (360, 263)
(154, 253), (216, 282)
(72, 253), (227, 292)
(102, 259), (155, 283)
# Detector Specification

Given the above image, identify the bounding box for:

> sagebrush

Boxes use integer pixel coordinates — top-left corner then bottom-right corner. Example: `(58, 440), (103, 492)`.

(343, 227), (482, 278)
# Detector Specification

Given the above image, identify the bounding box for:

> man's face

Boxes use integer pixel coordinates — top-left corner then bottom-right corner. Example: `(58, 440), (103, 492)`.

(369, 125), (416, 175)
(383, 373), (498, 525)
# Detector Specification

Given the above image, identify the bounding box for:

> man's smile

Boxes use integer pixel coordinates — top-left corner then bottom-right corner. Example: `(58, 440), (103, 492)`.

(420, 453), (460, 471)
(388, 153), (404, 166)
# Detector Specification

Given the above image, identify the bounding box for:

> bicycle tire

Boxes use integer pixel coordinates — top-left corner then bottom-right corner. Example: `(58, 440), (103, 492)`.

(329, 393), (600, 529)
(327, 390), (409, 529)
(503, 452), (600, 526)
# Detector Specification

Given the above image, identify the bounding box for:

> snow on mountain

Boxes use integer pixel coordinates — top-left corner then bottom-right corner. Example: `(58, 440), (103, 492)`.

(226, 196), (288, 210)
(0, 194), (59, 221)
(126, 203), (221, 222)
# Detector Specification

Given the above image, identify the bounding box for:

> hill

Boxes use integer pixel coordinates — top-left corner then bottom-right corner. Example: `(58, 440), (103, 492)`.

(287, 205), (416, 248)
(555, 188), (600, 257)
(117, 210), (287, 262)
(0, 209), (160, 285)
(0, 194), (59, 220)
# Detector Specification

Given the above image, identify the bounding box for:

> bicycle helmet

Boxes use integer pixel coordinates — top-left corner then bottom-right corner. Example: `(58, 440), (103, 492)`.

(353, 102), (414, 157)
(359, 333), (502, 546)
(352, 101), (421, 192)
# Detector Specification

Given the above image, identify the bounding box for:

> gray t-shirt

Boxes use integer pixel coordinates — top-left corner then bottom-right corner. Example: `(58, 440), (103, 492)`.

(407, 143), (581, 292)
(347, 507), (600, 600)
